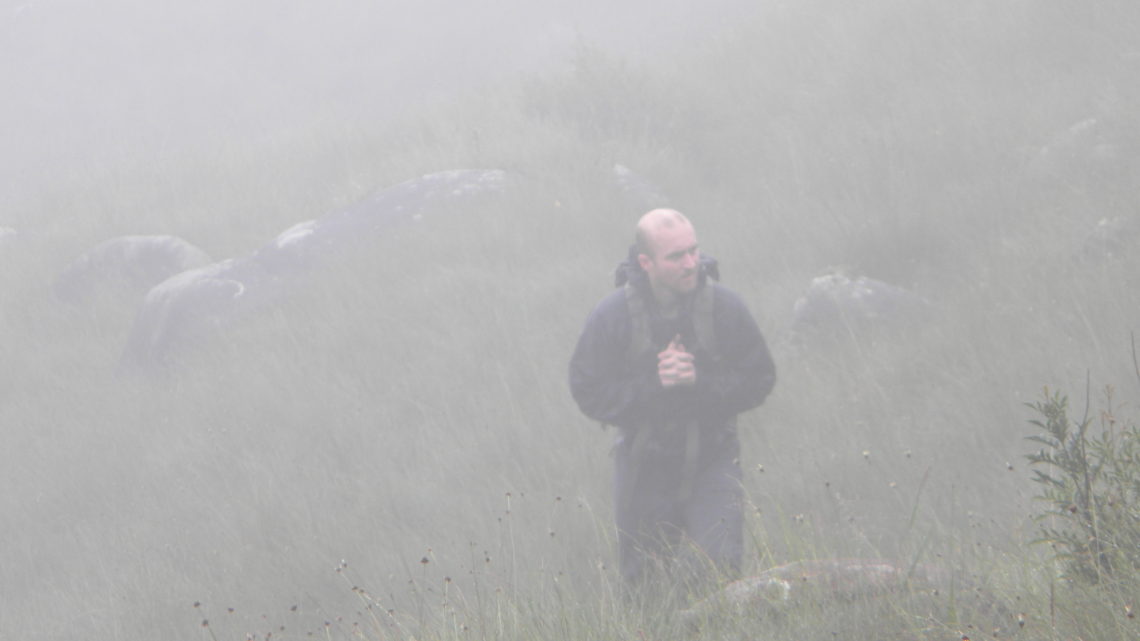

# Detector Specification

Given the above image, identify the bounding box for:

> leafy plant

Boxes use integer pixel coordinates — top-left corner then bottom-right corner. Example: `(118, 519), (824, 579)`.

(1025, 384), (1140, 583)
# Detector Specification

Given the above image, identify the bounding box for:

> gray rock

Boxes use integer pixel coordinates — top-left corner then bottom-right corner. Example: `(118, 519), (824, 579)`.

(791, 271), (930, 339)
(54, 234), (212, 304)
(612, 163), (670, 212)
(680, 558), (952, 629)
(119, 169), (508, 372)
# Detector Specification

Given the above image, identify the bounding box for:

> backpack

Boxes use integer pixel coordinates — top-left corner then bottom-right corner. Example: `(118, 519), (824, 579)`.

(619, 274), (721, 505)
(611, 256), (722, 506)
(620, 265), (720, 365)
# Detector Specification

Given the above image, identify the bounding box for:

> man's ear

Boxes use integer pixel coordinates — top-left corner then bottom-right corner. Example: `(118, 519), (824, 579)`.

(637, 253), (652, 272)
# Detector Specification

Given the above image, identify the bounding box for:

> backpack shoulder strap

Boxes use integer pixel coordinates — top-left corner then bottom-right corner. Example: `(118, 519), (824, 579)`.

(691, 283), (719, 362)
(625, 281), (719, 363)
(623, 282), (653, 364)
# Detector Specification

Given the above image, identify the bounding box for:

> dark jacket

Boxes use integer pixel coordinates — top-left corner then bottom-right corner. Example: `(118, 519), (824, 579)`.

(568, 249), (776, 435)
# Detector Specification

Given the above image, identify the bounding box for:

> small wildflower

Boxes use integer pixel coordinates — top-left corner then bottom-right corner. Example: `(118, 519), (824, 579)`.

(862, 450), (871, 460)
(421, 556), (430, 565)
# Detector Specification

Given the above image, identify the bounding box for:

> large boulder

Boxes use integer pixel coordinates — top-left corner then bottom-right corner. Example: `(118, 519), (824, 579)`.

(790, 271), (930, 341)
(54, 234), (212, 304)
(119, 169), (508, 372)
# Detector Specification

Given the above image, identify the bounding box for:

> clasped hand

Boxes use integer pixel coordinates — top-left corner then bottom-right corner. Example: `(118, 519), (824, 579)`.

(657, 334), (696, 388)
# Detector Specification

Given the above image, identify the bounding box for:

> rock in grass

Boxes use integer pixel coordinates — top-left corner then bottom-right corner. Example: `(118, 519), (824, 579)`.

(119, 169), (507, 372)
(680, 558), (949, 629)
(54, 234), (212, 304)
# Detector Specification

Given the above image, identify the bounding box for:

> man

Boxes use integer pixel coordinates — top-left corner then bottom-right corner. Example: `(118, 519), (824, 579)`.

(569, 209), (777, 593)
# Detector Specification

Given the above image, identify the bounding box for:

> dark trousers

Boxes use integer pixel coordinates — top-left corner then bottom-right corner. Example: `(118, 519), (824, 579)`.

(613, 423), (744, 592)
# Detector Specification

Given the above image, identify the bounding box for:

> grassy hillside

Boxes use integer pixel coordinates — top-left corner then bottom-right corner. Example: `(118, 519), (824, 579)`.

(3, 1), (1139, 639)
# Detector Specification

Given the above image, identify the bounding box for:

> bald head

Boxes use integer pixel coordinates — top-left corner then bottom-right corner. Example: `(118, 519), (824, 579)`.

(634, 209), (701, 306)
(635, 209), (693, 259)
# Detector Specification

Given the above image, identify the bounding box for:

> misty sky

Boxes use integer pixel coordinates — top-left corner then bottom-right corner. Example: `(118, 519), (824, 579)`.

(2, 0), (758, 213)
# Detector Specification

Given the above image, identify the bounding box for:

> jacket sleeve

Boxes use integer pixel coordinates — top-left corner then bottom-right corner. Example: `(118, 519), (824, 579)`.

(690, 286), (777, 420)
(568, 291), (665, 429)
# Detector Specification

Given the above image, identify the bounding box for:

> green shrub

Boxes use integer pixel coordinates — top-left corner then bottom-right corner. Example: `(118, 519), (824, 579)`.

(1025, 384), (1140, 583)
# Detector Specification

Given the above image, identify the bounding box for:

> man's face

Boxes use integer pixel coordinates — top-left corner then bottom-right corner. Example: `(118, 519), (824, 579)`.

(639, 223), (700, 301)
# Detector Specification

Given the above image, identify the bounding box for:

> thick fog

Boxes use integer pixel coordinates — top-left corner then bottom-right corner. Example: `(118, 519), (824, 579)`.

(4, 1), (1140, 640)
(2, 0), (750, 214)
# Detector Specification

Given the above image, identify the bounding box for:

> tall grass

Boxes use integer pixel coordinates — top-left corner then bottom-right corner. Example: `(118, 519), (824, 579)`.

(4, 0), (1140, 639)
